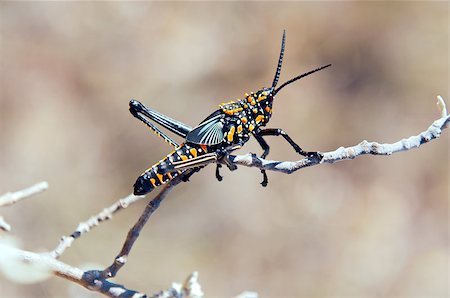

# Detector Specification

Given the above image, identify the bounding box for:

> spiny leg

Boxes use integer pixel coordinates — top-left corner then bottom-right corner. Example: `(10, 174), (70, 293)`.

(215, 164), (223, 181)
(258, 128), (323, 160)
(159, 152), (226, 182)
(129, 100), (192, 138)
(129, 101), (179, 148)
(159, 144), (242, 182)
(222, 153), (238, 171)
(213, 148), (239, 182)
(181, 167), (203, 182)
(254, 134), (270, 187)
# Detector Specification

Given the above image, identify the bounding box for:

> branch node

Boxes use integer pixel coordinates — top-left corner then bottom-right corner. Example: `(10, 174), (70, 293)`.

(115, 256), (127, 265)
(347, 147), (357, 159)
(119, 199), (129, 208)
(401, 139), (411, 149)
(182, 271), (204, 297)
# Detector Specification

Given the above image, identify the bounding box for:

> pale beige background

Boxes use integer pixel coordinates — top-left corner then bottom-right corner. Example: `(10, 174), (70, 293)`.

(0, 2), (448, 297)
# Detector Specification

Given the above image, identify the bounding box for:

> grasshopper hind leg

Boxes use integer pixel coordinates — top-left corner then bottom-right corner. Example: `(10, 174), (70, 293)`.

(129, 100), (195, 148)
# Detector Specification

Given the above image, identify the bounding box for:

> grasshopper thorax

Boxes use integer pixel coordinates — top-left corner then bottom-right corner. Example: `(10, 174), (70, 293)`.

(242, 88), (274, 126)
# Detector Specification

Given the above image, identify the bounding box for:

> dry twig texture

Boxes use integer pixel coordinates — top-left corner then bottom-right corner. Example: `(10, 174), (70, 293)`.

(230, 96), (449, 173)
(1, 97), (448, 297)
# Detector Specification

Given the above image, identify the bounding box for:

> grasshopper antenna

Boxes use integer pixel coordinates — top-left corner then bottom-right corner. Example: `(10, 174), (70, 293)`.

(271, 30), (286, 88)
(273, 64), (331, 96)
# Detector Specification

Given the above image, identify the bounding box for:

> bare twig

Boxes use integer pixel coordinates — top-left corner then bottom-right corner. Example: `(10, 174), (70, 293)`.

(50, 169), (196, 260)
(0, 216), (11, 232)
(0, 181), (205, 298)
(0, 181), (48, 232)
(2, 97), (445, 298)
(49, 192), (147, 259)
(229, 96), (449, 173)
(0, 181), (48, 207)
(51, 96), (449, 261)
(437, 95), (447, 117)
(101, 177), (182, 279)
(233, 292), (259, 298)
(2, 244), (202, 298)
(152, 272), (203, 298)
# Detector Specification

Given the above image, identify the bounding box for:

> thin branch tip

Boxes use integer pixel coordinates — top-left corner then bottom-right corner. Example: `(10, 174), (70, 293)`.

(0, 181), (49, 207)
(230, 97), (449, 173)
(0, 216), (12, 232)
(436, 95), (447, 117)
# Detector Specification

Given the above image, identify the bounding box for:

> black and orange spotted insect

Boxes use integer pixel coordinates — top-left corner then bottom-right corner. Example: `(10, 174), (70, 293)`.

(130, 31), (331, 195)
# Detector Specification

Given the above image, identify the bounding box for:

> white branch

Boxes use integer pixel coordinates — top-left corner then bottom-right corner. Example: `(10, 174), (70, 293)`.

(0, 181), (199, 297)
(0, 182), (48, 232)
(2, 243), (202, 298)
(49, 192), (146, 259)
(49, 96), (450, 259)
(437, 95), (447, 118)
(154, 272), (204, 298)
(233, 292), (259, 298)
(230, 96), (449, 173)
(0, 181), (48, 207)
(1, 96), (446, 298)
(0, 216), (12, 232)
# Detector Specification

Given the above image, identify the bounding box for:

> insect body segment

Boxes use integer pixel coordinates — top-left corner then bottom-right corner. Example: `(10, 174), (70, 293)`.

(130, 31), (331, 195)
(211, 89), (274, 148)
(133, 143), (210, 195)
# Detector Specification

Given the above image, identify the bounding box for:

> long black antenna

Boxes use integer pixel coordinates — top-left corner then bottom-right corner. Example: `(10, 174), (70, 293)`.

(273, 64), (331, 96)
(271, 30), (286, 88)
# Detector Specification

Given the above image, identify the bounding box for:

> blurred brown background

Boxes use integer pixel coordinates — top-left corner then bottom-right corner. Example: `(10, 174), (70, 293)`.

(0, 2), (448, 297)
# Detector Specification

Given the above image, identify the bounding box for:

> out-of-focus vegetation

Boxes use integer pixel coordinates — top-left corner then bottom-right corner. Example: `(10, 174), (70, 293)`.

(0, 2), (448, 297)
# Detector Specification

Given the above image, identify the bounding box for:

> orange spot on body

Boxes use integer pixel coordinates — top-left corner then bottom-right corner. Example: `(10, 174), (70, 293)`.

(227, 126), (235, 142)
(167, 173), (173, 180)
(255, 115), (264, 123)
(156, 173), (164, 183)
(249, 124), (255, 131)
(150, 178), (157, 187)
(180, 155), (188, 161)
(200, 144), (208, 152)
(241, 117), (248, 124)
(190, 148), (198, 158)
(237, 125), (243, 133)
(265, 106), (271, 112)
